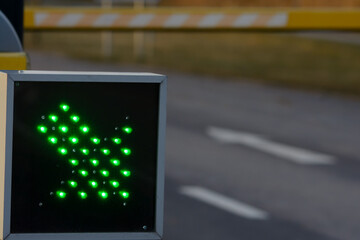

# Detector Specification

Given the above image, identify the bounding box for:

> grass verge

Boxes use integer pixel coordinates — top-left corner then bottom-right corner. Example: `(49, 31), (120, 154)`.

(25, 32), (360, 96)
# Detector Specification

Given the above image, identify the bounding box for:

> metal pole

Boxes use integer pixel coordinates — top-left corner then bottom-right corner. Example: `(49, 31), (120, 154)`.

(133, 0), (145, 60)
(101, 0), (113, 58)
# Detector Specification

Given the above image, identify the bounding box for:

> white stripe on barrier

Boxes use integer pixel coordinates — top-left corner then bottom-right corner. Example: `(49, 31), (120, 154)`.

(198, 14), (224, 27)
(35, 13), (48, 25)
(94, 14), (119, 26)
(233, 14), (258, 27)
(57, 14), (83, 26)
(129, 14), (154, 27)
(267, 13), (288, 27)
(164, 14), (189, 27)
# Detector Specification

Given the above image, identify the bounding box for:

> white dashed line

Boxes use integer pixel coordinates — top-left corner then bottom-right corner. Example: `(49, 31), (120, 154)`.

(207, 126), (335, 165)
(180, 186), (269, 220)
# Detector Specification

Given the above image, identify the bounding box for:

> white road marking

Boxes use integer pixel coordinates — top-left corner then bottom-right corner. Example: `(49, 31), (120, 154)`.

(180, 186), (268, 220)
(207, 126), (335, 165)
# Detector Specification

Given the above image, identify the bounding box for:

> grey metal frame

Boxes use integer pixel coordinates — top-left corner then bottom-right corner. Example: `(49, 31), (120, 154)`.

(3, 70), (167, 240)
(0, 11), (23, 52)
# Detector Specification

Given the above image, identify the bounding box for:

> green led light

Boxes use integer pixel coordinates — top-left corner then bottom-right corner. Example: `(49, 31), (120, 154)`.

(56, 191), (66, 199)
(58, 147), (68, 155)
(60, 104), (70, 112)
(98, 191), (108, 199)
(91, 137), (101, 144)
(68, 180), (78, 188)
(119, 191), (130, 199)
(48, 136), (58, 144)
(110, 181), (120, 188)
(112, 138), (121, 144)
(121, 170), (131, 177)
(69, 159), (79, 166)
(90, 159), (99, 167)
(101, 170), (109, 177)
(89, 180), (98, 188)
(78, 191), (87, 199)
(69, 137), (79, 144)
(80, 125), (90, 133)
(37, 125), (47, 133)
(122, 127), (133, 134)
(70, 115), (80, 123)
(38, 104), (136, 203)
(121, 148), (131, 156)
(101, 149), (110, 155)
(59, 125), (69, 133)
(79, 170), (89, 177)
(80, 148), (89, 155)
(110, 159), (120, 166)
(49, 115), (58, 122)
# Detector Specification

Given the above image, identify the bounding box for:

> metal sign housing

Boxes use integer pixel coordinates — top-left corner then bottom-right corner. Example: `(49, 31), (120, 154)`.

(0, 70), (166, 240)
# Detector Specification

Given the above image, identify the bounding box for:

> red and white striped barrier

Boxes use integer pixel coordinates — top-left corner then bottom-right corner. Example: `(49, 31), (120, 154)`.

(24, 7), (360, 31)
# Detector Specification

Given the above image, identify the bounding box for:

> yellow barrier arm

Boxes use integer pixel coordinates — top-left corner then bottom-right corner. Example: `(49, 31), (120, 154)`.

(0, 53), (27, 70)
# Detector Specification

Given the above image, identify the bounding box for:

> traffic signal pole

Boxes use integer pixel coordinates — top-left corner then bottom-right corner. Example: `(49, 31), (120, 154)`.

(0, 0), (24, 44)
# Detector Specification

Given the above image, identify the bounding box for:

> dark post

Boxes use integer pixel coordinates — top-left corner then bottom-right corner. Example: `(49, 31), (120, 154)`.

(0, 0), (24, 44)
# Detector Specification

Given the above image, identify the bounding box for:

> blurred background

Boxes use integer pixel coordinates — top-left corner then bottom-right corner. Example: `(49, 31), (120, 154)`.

(7, 0), (360, 239)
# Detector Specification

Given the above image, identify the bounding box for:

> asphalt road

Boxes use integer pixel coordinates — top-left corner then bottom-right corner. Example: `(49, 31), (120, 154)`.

(28, 50), (360, 240)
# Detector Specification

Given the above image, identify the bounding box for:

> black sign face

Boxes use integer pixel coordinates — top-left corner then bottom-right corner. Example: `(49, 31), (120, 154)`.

(11, 81), (159, 233)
